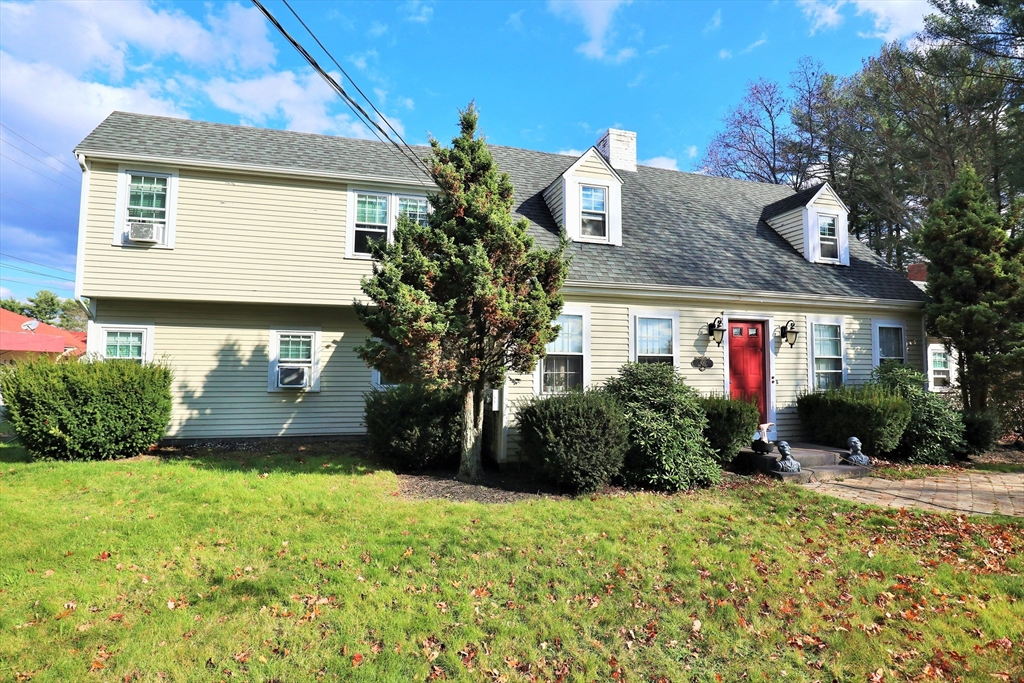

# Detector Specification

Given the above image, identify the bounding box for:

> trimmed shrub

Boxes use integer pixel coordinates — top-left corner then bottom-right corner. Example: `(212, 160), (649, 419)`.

(363, 383), (461, 471)
(797, 385), (911, 456)
(517, 390), (628, 493)
(700, 395), (761, 465)
(604, 363), (720, 491)
(991, 368), (1024, 440)
(872, 363), (965, 464)
(961, 409), (1001, 455)
(0, 356), (172, 460)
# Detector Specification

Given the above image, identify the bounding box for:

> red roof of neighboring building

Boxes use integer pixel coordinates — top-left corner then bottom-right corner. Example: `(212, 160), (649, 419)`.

(0, 309), (87, 355)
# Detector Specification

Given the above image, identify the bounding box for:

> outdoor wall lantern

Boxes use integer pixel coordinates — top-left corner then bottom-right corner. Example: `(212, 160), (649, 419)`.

(782, 320), (800, 348)
(707, 317), (726, 346)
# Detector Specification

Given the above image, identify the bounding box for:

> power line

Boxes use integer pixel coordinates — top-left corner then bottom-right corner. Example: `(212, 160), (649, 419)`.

(0, 123), (80, 174)
(281, 0), (431, 178)
(0, 192), (76, 227)
(0, 137), (81, 183)
(0, 154), (79, 192)
(0, 275), (73, 291)
(0, 262), (75, 283)
(0, 251), (76, 276)
(250, 0), (431, 186)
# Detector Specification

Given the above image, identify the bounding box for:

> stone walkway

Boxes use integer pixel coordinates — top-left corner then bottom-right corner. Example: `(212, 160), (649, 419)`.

(802, 471), (1024, 516)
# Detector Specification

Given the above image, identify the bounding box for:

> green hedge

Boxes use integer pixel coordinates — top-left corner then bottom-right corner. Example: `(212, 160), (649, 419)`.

(797, 385), (911, 456)
(961, 409), (1001, 455)
(0, 356), (172, 460)
(363, 383), (461, 471)
(873, 363), (965, 464)
(604, 363), (720, 491)
(517, 390), (628, 493)
(700, 395), (761, 465)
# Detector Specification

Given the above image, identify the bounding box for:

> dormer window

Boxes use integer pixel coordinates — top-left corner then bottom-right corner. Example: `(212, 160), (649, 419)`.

(580, 185), (607, 240)
(818, 215), (839, 260)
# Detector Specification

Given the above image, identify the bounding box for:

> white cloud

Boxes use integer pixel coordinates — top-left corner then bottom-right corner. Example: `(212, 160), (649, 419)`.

(852, 0), (931, 41)
(687, 145), (698, 159)
(349, 50), (378, 71)
(367, 21), (388, 37)
(627, 72), (645, 88)
(557, 149), (585, 157)
(740, 34), (767, 54)
(703, 9), (721, 34)
(641, 156), (679, 171)
(548, 0), (636, 63)
(718, 49), (732, 59)
(0, 286), (14, 299)
(797, 0), (845, 36)
(507, 10), (524, 31)
(401, 0), (434, 23)
(398, 97), (415, 110)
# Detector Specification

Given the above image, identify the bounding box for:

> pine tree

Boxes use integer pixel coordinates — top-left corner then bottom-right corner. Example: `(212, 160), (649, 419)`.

(355, 104), (569, 481)
(25, 290), (62, 323)
(917, 164), (1024, 411)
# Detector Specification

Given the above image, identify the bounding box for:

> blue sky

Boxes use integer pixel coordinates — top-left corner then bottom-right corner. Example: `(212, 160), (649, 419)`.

(0, 0), (933, 302)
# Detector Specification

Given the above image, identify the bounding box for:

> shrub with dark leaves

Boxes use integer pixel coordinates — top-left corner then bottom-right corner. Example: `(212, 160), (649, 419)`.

(797, 385), (911, 457)
(517, 390), (628, 493)
(961, 409), (1001, 455)
(872, 363), (966, 464)
(363, 383), (461, 471)
(700, 395), (761, 465)
(604, 363), (720, 491)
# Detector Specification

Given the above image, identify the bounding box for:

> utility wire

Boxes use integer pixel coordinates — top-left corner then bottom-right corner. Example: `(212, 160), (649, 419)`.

(0, 251), (76, 276)
(0, 123), (80, 174)
(0, 154), (79, 192)
(281, 0), (431, 179)
(0, 192), (76, 227)
(0, 275), (73, 291)
(0, 262), (75, 283)
(0, 137), (81, 183)
(250, 0), (431, 186)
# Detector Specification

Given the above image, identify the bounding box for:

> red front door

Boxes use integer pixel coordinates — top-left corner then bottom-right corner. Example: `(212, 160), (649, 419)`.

(729, 321), (767, 423)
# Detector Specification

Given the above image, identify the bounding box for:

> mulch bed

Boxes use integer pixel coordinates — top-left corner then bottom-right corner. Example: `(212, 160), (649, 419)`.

(397, 468), (568, 503)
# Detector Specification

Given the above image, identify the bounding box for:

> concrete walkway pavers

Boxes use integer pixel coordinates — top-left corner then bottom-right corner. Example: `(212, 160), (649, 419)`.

(802, 471), (1024, 517)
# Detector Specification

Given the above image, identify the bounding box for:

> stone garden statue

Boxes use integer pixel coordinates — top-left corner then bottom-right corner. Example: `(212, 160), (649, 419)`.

(845, 437), (870, 466)
(772, 441), (802, 472)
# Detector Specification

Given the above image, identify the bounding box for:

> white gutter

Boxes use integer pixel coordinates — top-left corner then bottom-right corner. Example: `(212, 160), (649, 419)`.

(74, 149), (436, 191)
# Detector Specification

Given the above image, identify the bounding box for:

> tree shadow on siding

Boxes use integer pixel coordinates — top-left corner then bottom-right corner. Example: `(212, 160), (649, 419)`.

(168, 340), (378, 476)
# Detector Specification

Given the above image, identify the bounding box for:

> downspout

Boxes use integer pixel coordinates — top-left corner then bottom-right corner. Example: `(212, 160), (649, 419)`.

(73, 153), (93, 321)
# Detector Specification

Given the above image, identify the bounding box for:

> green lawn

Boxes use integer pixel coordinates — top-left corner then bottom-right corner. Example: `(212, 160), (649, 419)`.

(1, 441), (1022, 682)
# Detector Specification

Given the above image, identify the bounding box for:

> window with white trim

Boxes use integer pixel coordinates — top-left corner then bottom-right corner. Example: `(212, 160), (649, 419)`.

(930, 349), (951, 389)
(397, 196), (429, 226)
(542, 314), (584, 393)
(90, 323), (155, 363)
(877, 325), (905, 364)
(812, 323), (843, 389)
(636, 317), (674, 365)
(269, 330), (320, 392)
(580, 185), (607, 240)
(818, 214), (839, 260)
(114, 168), (177, 248)
(353, 193), (390, 255)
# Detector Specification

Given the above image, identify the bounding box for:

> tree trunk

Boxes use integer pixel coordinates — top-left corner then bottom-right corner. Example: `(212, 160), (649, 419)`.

(457, 380), (486, 482)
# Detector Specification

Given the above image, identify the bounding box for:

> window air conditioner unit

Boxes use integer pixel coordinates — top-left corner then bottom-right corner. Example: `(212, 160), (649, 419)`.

(277, 365), (309, 389)
(128, 221), (160, 243)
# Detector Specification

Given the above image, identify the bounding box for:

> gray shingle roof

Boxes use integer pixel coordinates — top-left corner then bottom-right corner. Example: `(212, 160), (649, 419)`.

(761, 183), (825, 221)
(78, 112), (925, 303)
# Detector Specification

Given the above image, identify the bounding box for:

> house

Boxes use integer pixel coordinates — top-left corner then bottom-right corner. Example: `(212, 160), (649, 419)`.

(906, 263), (958, 393)
(73, 112), (927, 462)
(0, 309), (87, 364)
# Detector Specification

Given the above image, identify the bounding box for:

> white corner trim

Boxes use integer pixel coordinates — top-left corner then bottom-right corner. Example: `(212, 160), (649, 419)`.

(112, 164), (179, 249)
(268, 328), (322, 392)
(74, 154), (90, 300)
(628, 307), (680, 367)
(534, 305), (591, 395)
(87, 322), (156, 362)
(871, 318), (907, 367)
(806, 315), (846, 389)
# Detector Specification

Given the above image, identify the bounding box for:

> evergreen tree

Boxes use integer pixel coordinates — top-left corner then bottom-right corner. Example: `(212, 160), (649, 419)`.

(25, 290), (62, 323)
(355, 104), (569, 482)
(58, 299), (88, 332)
(0, 296), (23, 315)
(917, 164), (1024, 410)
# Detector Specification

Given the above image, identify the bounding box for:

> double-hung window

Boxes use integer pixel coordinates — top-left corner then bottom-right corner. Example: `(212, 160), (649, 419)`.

(812, 323), (843, 389)
(877, 326), (905, 365)
(114, 168), (177, 248)
(818, 215), (839, 260)
(636, 317), (674, 365)
(542, 314), (584, 393)
(269, 330), (320, 392)
(398, 196), (429, 226)
(931, 349), (951, 389)
(353, 193), (390, 255)
(580, 185), (607, 239)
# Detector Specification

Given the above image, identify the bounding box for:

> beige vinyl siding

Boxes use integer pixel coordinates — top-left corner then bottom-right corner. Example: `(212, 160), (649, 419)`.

(502, 294), (925, 460)
(574, 149), (617, 180)
(812, 187), (846, 213)
(542, 178), (564, 229)
(94, 298), (373, 439)
(82, 163), (374, 305)
(767, 207), (805, 256)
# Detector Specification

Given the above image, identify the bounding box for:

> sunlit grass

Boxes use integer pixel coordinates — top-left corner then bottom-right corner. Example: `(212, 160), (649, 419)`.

(1, 441), (1022, 682)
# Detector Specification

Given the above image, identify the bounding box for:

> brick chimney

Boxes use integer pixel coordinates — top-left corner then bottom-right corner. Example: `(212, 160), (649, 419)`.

(596, 128), (636, 173)
(907, 262), (927, 282)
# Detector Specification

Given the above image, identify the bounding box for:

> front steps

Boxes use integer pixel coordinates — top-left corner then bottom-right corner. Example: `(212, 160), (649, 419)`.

(737, 444), (871, 483)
